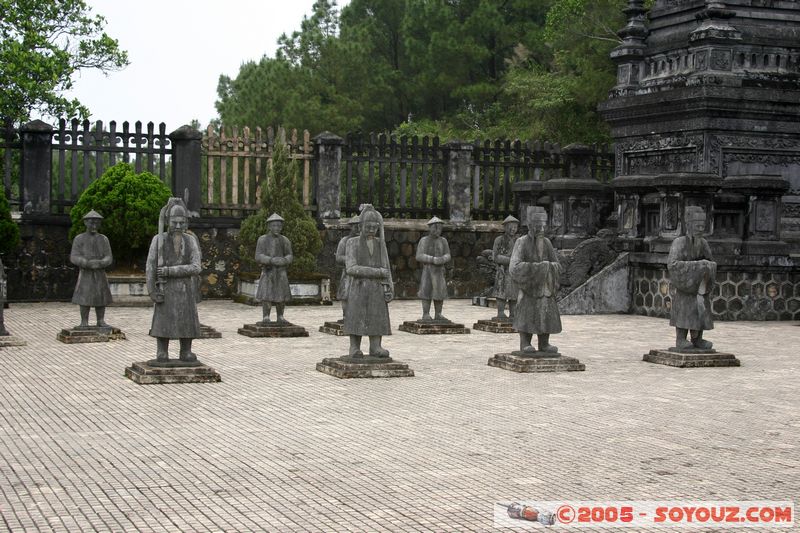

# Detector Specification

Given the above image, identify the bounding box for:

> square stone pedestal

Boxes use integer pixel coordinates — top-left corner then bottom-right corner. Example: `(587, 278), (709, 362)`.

(643, 349), (740, 368)
(473, 318), (516, 333)
(57, 326), (126, 344)
(319, 320), (345, 336)
(125, 360), (221, 384)
(488, 352), (585, 372)
(238, 322), (309, 337)
(316, 356), (415, 379)
(0, 333), (26, 347)
(200, 324), (222, 339)
(398, 320), (470, 334)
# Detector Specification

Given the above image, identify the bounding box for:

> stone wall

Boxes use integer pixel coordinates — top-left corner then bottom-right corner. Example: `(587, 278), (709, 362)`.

(630, 253), (800, 321)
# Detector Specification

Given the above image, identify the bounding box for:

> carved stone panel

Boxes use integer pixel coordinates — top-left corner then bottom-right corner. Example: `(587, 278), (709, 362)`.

(710, 49), (732, 71)
(755, 201), (776, 233)
(552, 201), (565, 229)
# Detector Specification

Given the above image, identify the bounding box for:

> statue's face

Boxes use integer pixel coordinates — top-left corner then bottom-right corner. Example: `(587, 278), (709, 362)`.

(504, 222), (518, 236)
(687, 216), (705, 236)
(85, 219), (101, 234)
(268, 221), (283, 235)
(363, 220), (380, 237)
(429, 223), (443, 237)
(529, 215), (547, 235)
(169, 215), (187, 233)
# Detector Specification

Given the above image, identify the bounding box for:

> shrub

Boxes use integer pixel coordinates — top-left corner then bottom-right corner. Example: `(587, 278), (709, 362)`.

(239, 142), (322, 277)
(69, 162), (171, 264)
(0, 187), (19, 256)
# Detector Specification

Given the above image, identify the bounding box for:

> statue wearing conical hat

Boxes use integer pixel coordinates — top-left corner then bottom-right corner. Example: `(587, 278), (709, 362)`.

(510, 206), (562, 353)
(255, 213), (293, 324)
(70, 210), (114, 328)
(146, 198), (202, 362)
(667, 206), (716, 351)
(492, 215), (520, 320)
(415, 216), (452, 321)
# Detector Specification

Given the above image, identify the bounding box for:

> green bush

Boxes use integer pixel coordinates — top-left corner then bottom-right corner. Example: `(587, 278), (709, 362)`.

(0, 187), (20, 256)
(239, 142), (322, 277)
(69, 162), (171, 264)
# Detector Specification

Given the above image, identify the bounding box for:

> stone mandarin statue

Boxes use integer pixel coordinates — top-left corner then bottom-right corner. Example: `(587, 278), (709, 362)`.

(668, 206), (716, 350)
(416, 216), (452, 321)
(0, 257), (7, 336)
(146, 199), (202, 362)
(343, 205), (393, 357)
(510, 206), (562, 354)
(492, 215), (520, 320)
(255, 213), (294, 324)
(335, 215), (360, 320)
(69, 210), (114, 328)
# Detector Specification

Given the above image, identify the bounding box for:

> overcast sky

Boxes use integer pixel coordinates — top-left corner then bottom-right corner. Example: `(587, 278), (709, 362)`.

(65, 1), (348, 131)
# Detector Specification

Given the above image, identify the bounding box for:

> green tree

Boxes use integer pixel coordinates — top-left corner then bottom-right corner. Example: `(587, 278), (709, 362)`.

(238, 142), (322, 277)
(0, 187), (20, 256)
(69, 162), (171, 264)
(0, 0), (128, 125)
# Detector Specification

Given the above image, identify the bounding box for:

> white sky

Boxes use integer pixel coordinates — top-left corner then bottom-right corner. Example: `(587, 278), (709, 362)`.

(64, 1), (347, 131)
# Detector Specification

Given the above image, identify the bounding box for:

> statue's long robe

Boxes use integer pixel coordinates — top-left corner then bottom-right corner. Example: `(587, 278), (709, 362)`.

(510, 234), (562, 335)
(255, 234), (293, 303)
(416, 235), (451, 300)
(70, 232), (113, 307)
(146, 232), (201, 339)
(335, 235), (352, 301)
(343, 235), (391, 336)
(491, 233), (519, 300)
(668, 235), (715, 331)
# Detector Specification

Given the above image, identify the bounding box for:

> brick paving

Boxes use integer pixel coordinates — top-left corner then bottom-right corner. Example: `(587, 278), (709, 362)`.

(0, 300), (797, 532)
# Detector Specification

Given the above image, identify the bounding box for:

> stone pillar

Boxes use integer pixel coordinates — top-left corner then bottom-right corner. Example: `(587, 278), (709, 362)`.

(169, 125), (203, 214)
(20, 120), (54, 214)
(444, 141), (473, 223)
(611, 175), (656, 250)
(609, 0), (648, 97)
(313, 132), (344, 220)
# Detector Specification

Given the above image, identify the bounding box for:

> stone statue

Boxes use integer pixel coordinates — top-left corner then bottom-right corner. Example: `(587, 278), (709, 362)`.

(668, 206), (716, 350)
(510, 206), (562, 354)
(335, 215), (360, 320)
(255, 213), (293, 324)
(343, 205), (393, 357)
(0, 257), (7, 336)
(415, 216), (451, 321)
(146, 198), (202, 362)
(69, 210), (113, 328)
(492, 215), (520, 319)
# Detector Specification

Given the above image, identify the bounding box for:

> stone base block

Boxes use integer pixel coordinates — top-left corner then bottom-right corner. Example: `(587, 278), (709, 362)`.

(472, 318), (516, 333)
(57, 326), (126, 344)
(316, 356), (414, 378)
(643, 349), (740, 368)
(125, 361), (221, 384)
(398, 320), (470, 335)
(488, 352), (585, 372)
(237, 322), (309, 337)
(0, 334), (26, 347)
(319, 321), (345, 336)
(200, 324), (222, 339)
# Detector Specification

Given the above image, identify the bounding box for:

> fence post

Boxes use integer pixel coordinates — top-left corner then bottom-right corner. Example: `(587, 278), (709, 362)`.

(169, 125), (203, 214)
(444, 141), (473, 222)
(314, 131), (344, 220)
(20, 120), (53, 214)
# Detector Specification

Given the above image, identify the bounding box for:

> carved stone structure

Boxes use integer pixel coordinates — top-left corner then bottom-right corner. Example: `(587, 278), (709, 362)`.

(126, 198), (220, 384)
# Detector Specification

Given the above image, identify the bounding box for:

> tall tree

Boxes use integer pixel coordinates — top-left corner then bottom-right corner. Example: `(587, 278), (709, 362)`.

(0, 0), (128, 125)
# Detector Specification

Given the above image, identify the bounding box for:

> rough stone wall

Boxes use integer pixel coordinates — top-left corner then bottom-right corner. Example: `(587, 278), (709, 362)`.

(630, 255), (800, 321)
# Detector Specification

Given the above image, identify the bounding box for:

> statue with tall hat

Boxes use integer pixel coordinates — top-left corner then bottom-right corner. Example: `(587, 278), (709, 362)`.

(492, 215), (520, 320)
(343, 204), (393, 357)
(510, 206), (562, 354)
(146, 197), (202, 362)
(255, 213), (293, 324)
(667, 205), (716, 350)
(69, 210), (114, 328)
(415, 216), (452, 321)
(335, 215), (360, 320)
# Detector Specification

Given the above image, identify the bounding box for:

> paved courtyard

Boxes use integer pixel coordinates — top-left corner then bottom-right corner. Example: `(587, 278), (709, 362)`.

(0, 300), (797, 532)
